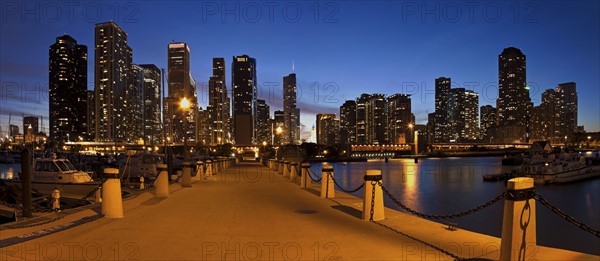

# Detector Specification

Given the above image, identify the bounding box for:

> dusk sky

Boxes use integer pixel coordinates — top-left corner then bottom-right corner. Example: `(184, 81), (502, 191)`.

(1, 1), (599, 139)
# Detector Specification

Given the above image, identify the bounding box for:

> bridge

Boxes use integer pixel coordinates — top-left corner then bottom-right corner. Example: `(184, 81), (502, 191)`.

(1, 160), (598, 260)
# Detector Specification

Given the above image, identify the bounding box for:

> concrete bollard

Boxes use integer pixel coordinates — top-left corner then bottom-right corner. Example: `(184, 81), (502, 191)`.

(277, 160), (284, 175)
(300, 163), (310, 188)
(139, 177), (145, 189)
(320, 165), (335, 198)
(102, 168), (123, 218)
(363, 170), (384, 221)
(155, 164), (169, 197)
(196, 161), (205, 181)
(283, 161), (290, 177)
(290, 162), (298, 182)
(181, 162), (192, 187)
(206, 160), (213, 176)
(500, 177), (536, 261)
(52, 188), (61, 211)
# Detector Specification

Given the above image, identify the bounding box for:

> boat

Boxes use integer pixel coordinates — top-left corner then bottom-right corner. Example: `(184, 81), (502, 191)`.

(4, 155), (101, 199)
(521, 152), (600, 184)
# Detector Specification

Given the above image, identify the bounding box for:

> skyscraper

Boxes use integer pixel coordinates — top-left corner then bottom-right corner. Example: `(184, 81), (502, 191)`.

(127, 64), (145, 143)
(448, 88), (479, 141)
(94, 21), (132, 142)
(256, 99), (270, 145)
(86, 90), (95, 140)
(49, 34), (87, 142)
(208, 58), (230, 145)
(355, 94), (370, 144)
(556, 82), (577, 138)
(434, 77), (451, 143)
(339, 100), (357, 144)
(167, 42), (198, 144)
(138, 64), (162, 145)
(497, 47), (530, 143)
(232, 55), (257, 145)
(316, 114), (338, 146)
(386, 94), (412, 144)
(365, 94), (386, 144)
(480, 105), (497, 141)
(283, 73), (300, 145)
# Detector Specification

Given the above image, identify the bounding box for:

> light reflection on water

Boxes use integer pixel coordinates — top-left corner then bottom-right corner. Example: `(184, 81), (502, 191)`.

(0, 163), (18, 180)
(311, 157), (599, 255)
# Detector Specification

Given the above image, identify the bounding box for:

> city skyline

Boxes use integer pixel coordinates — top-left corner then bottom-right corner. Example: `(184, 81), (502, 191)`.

(1, 1), (599, 139)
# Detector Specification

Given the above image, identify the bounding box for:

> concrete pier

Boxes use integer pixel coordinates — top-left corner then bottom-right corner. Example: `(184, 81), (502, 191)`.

(0, 162), (596, 261)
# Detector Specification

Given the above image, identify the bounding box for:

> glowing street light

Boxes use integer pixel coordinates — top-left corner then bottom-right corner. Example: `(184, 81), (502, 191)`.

(180, 97), (191, 159)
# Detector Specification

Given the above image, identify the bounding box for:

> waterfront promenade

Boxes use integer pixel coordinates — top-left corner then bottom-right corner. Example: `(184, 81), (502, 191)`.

(0, 161), (597, 260)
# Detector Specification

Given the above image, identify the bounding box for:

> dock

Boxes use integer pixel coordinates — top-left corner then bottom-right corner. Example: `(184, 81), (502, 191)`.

(1, 161), (598, 260)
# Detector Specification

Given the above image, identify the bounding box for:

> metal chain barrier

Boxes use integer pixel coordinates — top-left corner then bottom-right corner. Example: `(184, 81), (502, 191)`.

(307, 169), (322, 183)
(325, 170), (364, 193)
(380, 183), (506, 220)
(534, 192), (600, 238)
(369, 181), (377, 221)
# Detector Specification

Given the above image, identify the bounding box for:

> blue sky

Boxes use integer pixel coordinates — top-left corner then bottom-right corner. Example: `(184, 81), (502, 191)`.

(1, 1), (599, 140)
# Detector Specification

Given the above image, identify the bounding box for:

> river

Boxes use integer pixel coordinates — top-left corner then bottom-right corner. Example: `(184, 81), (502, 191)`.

(309, 157), (600, 255)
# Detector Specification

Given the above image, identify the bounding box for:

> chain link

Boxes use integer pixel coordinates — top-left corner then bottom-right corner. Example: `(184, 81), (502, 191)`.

(534, 192), (600, 238)
(380, 183), (506, 219)
(369, 181), (377, 221)
(326, 170), (364, 193)
(307, 169), (322, 183)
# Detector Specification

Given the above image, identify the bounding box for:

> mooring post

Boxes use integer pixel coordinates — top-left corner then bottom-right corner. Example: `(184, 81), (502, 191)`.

(300, 163), (310, 188)
(500, 177), (536, 261)
(290, 162), (298, 182)
(320, 165), (335, 198)
(181, 162), (192, 187)
(155, 163), (169, 197)
(363, 170), (384, 221)
(102, 168), (123, 218)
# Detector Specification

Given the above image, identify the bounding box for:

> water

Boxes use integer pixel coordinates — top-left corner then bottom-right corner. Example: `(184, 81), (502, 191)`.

(0, 162), (19, 180)
(310, 157), (600, 255)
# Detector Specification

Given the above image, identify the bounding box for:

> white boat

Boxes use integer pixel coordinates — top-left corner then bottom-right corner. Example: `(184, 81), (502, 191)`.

(521, 152), (600, 184)
(6, 156), (101, 199)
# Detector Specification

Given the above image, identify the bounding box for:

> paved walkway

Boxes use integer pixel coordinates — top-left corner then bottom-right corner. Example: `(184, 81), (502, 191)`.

(0, 161), (598, 260)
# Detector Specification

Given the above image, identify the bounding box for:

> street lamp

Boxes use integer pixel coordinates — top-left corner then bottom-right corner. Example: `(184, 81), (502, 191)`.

(588, 136), (592, 148)
(276, 126), (283, 146)
(180, 97), (191, 159)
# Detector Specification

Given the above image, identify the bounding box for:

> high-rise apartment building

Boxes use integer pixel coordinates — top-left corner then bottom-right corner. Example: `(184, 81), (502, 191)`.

(496, 47), (531, 143)
(256, 99), (270, 145)
(316, 114), (338, 146)
(138, 64), (162, 145)
(365, 94), (386, 144)
(448, 89), (479, 141)
(208, 58), (230, 145)
(339, 100), (356, 144)
(94, 21), (132, 142)
(49, 34), (88, 142)
(433, 77), (451, 143)
(232, 55), (257, 145)
(166, 42), (198, 144)
(480, 105), (497, 141)
(386, 94), (412, 144)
